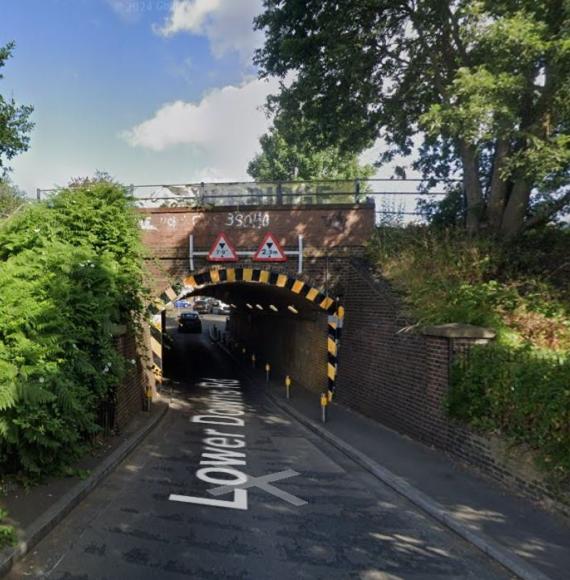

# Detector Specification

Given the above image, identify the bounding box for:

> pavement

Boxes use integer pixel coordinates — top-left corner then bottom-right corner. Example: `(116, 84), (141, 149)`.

(222, 337), (570, 580)
(6, 317), (515, 579)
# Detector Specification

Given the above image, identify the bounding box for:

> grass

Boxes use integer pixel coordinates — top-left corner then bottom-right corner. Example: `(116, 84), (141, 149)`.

(368, 225), (570, 350)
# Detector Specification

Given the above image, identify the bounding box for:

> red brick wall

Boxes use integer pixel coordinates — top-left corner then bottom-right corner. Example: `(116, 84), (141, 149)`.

(229, 310), (328, 394)
(336, 259), (569, 510)
(139, 203), (374, 256)
(335, 261), (452, 445)
(139, 203), (373, 293)
(114, 330), (149, 430)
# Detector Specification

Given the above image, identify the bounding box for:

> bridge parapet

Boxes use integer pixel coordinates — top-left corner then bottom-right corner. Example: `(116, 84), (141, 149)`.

(139, 202), (375, 292)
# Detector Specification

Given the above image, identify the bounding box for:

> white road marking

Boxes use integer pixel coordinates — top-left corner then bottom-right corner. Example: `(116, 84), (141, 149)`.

(209, 469), (307, 507)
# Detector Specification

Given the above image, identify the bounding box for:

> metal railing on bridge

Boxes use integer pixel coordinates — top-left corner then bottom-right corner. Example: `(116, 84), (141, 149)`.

(36, 178), (460, 223)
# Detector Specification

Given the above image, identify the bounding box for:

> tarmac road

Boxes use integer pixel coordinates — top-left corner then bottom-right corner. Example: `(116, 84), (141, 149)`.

(8, 316), (512, 579)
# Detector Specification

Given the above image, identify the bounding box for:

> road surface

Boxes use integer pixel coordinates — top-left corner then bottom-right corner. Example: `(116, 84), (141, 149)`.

(9, 315), (511, 579)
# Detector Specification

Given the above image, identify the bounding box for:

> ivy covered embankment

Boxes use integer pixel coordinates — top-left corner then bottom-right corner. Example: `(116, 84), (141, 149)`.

(369, 226), (570, 482)
(0, 180), (146, 479)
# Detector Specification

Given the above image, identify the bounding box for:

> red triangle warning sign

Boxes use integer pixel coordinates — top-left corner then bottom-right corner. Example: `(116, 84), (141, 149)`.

(207, 233), (238, 262)
(253, 232), (287, 262)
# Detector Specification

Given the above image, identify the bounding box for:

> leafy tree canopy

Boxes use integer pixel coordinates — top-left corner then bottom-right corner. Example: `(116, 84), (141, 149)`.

(248, 121), (375, 181)
(0, 42), (33, 176)
(255, 1), (570, 238)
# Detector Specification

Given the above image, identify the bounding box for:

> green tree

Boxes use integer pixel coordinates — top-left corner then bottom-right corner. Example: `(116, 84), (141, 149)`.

(248, 122), (374, 181)
(0, 42), (33, 176)
(0, 178), (25, 218)
(255, 1), (570, 238)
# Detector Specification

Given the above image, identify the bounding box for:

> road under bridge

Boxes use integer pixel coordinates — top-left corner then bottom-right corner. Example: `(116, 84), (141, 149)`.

(8, 315), (510, 579)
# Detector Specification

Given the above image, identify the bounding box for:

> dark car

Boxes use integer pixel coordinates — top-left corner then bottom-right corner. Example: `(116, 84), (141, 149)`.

(178, 311), (202, 333)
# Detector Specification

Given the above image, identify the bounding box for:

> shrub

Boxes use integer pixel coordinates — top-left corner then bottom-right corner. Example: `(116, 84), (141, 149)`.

(449, 344), (570, 480)
(368, 225), (569, 348)
(0, 179), (25, 219)
(0, 509), (16, 549)
(0, 179), (145, 478)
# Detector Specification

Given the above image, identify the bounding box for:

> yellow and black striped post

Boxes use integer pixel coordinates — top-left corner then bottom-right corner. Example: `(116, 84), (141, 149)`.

(145, 384), (153, 411)
(327, 314), (338, 397)
(327, 303), (344, 400)
(146, 286), (178, 386)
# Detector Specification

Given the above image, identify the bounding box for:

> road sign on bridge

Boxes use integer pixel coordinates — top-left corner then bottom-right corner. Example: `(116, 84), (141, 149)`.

(253, 232), (287, 262)
(207, 233), (238, 262)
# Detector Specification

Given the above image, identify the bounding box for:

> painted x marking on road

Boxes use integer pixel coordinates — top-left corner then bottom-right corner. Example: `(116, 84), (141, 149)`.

(208, 469), (307, 506)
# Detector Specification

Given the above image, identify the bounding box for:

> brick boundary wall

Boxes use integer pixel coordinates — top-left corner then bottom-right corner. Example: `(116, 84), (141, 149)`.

(336, 259), (570, 512)
(113, 328), (154, 431)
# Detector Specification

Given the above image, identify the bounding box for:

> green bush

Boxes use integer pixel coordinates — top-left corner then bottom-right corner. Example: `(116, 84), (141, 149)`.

(0, 179), (145, 478)
(0, 509), (16, 549)
(449, 344), (570, 480)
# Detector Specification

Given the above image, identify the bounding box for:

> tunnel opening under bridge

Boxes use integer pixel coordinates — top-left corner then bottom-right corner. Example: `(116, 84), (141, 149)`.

(149, 267), (342, 397)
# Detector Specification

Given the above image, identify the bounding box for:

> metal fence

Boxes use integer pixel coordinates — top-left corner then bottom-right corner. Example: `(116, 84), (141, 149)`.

(95, 390), (117, 438)
(36, 178), (459, 223)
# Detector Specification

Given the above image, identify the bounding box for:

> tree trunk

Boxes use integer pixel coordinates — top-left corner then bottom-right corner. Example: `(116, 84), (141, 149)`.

(486, 139), (510, 234)
(459, 141), (483, 234)
(500, 179), (531, 239)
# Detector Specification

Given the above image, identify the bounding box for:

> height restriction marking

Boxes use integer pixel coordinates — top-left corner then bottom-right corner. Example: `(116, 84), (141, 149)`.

(207, 233), (238, 262)
(253, 232), (287, 262)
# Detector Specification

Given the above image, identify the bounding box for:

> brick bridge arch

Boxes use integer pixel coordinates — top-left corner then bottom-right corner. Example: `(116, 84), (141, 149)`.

(148, 266), (344, 397)
(140, 202), (374, 398)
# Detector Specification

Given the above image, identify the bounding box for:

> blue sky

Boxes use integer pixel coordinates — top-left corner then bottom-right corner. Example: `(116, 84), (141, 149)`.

(1, 0), (280, 194)
(2, 0), (410, 200)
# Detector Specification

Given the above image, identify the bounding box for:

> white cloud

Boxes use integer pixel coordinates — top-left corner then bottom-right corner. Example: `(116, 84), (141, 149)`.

(121, 77), (279, 180)
(105, 0), (141, 22)
(155, 0), (264, 61)
(158, 0), (220, 33)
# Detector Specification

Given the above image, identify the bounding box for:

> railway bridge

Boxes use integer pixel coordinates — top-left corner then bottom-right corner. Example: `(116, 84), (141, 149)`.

(138, 192), (376, 397)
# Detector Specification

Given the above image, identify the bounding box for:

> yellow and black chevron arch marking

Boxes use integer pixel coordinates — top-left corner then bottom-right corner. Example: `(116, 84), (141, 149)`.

(147, 267), (342, 394)
(179, 268), (338, 315)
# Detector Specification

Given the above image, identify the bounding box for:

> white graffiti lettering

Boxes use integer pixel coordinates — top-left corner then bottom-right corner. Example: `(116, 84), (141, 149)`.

(225, 212), (270, 229)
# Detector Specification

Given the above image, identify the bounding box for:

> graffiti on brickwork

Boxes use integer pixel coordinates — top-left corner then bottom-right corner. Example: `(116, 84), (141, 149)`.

(225, 212), (270, 229)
